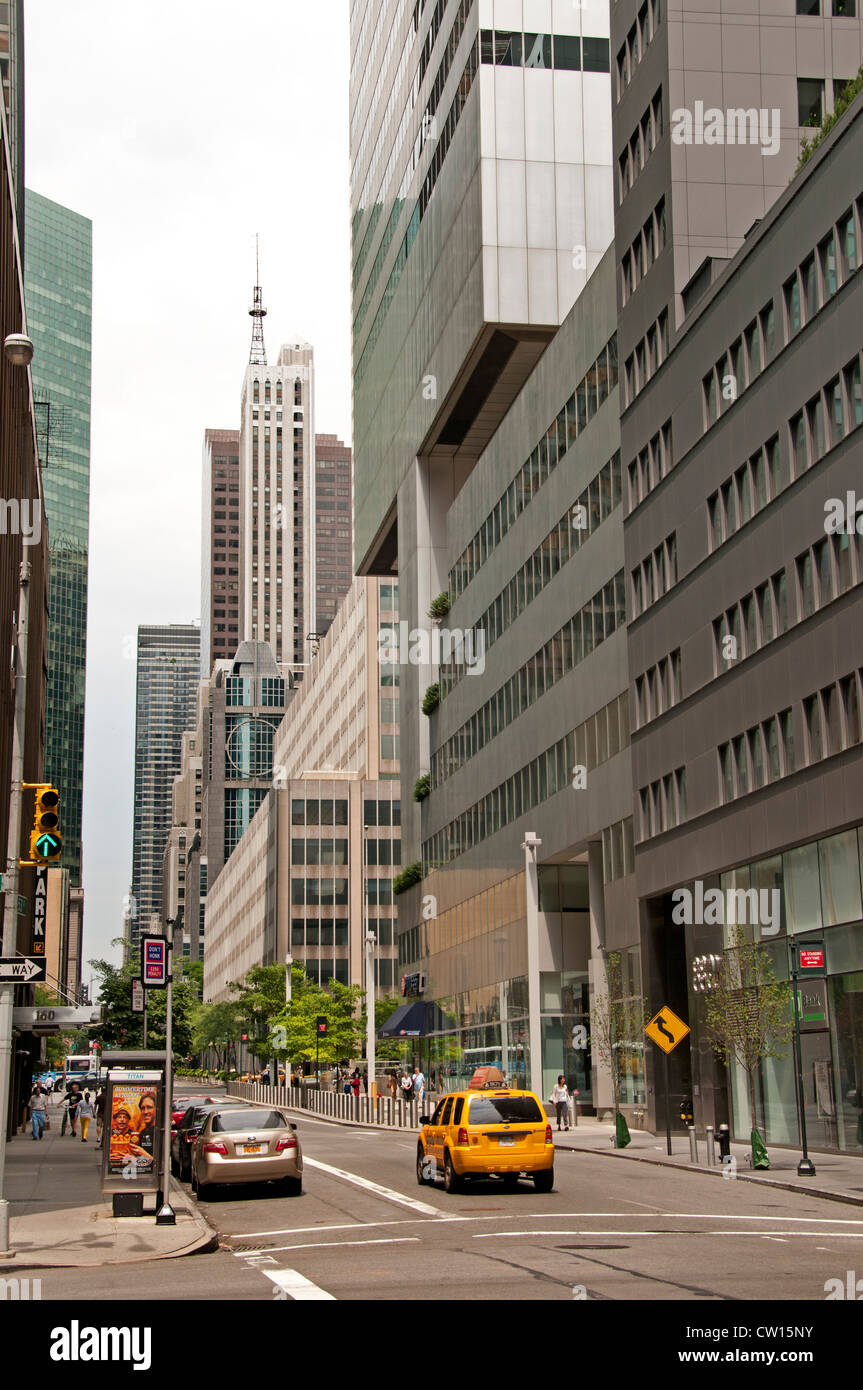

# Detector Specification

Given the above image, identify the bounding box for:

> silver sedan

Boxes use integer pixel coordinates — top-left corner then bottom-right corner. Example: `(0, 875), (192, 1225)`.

(191, 1107), (302, 1197)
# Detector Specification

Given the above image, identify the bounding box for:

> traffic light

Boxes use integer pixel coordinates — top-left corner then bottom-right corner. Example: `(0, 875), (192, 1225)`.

(316, 1015), (328, 1037)
(29, 785), (62, 863)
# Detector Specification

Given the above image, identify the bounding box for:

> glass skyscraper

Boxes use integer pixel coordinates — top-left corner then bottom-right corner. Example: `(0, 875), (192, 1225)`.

(24, 189), (92, 888)
(129, 624), (200, 951)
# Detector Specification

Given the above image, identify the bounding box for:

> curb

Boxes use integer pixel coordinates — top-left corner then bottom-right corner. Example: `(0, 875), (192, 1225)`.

(556, 1142), (863, 1208)
(0, 1178), (219, 1272)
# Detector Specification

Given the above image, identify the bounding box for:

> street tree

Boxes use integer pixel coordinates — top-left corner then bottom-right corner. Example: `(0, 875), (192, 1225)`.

(703, 925), (793, 1161)
(589, 950), (648, 1148)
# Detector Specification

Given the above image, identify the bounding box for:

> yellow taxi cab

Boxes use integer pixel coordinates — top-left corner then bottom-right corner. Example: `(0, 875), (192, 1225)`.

(416, 1069), (554, 1194)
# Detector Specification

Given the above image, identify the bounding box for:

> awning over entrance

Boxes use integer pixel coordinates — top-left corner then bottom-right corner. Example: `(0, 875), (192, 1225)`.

(377, 1000), (449, 1038)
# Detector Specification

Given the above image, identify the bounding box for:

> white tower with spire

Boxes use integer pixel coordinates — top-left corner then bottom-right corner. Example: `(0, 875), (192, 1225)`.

(238, 245), (316, 672)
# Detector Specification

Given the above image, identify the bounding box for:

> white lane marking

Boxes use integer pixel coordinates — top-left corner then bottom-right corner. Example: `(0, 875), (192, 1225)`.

(262, 1268), (336, 1301)
(762, 1236), (788, 1242)
(237, 1237), (420, 1257)
(472, 1229), (863, 1240)
(229, 1209), (863, 1241)
(302, 1155), (450, 1218)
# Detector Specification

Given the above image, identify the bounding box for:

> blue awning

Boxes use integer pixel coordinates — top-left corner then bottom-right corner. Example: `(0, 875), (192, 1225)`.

(377, 1000), (449, 1038)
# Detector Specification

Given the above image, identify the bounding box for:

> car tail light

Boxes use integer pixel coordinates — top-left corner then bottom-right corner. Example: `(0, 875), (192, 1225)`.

(201, 1141), (228, 1156)
(456, 1127), (469, 1146)
(545, 1124), (553, 1145)
(276, 1136), (298, 1152)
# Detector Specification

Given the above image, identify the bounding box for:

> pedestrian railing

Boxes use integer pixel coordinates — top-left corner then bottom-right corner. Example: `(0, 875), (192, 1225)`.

(226, 1081), (428, 1129)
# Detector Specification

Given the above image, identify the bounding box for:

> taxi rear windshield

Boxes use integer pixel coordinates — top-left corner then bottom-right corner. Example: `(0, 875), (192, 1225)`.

(467, 1096), (543, 1125)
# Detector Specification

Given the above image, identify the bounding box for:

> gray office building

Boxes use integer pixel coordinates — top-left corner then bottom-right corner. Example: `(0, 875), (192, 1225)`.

(612, 0), (863, 1150)
(129, 624), (200, 952)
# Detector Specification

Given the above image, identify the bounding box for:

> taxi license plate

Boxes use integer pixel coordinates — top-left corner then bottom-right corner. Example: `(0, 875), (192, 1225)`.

(242, 1144), (263, 1154)
(498, 1137), (516, 1146)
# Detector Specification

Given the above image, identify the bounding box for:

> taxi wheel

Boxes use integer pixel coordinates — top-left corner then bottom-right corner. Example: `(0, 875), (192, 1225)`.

(443, 1153), (463, 1194)
(416, 1145), (427, 1186)
(533, 1168), (554, 1193)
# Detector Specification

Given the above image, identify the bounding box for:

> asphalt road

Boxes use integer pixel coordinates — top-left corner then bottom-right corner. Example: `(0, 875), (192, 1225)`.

(8, 1090), (863, 1308)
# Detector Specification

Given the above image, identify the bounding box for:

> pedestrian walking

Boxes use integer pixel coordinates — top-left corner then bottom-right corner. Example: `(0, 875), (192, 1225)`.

(63, 1082), (82, 1137)
(95, 1086), (107, 1146)
(412, 1067), (425, 1108)
(387, 1069), (398, 1101)
(400, 1070), (414, 1105)
(551, 1075), (570, 1131)
(350, 1068), (361, 1098)
(28, 1085), (47, 1140)
(78, 1091), (96, 1142)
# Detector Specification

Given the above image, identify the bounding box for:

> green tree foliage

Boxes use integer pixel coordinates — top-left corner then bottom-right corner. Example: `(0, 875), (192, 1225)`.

(703, 926), (793, 1134)
(228, 963), (289, 1061)
(190, 1000), (242, 1070)
(88, 954), (198, 1057)
(267, 963), (364, 1064)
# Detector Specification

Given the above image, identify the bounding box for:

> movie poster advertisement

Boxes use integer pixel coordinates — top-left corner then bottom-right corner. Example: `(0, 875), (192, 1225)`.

(103, 1076), (162, 1189)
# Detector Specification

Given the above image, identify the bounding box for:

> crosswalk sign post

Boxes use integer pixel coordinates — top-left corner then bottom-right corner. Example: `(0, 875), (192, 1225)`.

(645, 1006), (691, 1156)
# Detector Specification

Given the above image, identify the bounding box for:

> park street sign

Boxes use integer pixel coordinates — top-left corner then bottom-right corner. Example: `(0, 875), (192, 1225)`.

(13, 1005), (102, 1033)
(645, 1004), (691, 1054)
(0, 956), (46, 984)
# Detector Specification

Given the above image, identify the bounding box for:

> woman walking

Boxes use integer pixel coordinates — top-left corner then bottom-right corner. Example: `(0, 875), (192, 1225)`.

(78, 1091), (96, 1142)
(551, 1075), (570, 1131)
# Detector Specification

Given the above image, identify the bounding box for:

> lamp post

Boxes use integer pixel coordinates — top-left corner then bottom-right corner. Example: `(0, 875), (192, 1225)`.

(788, 938), (816, 1177)
(363, 826), (376, 1102)
(521, 832), (543, 1097)
(0, 331), (35, 1258)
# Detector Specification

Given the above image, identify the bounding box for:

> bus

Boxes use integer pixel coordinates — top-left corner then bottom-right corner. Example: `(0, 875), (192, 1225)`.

(62, 1054), (93, 1090)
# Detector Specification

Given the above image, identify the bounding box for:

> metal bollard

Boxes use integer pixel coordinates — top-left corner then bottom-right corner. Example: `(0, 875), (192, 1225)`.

(688, 1125), (698, 1164)
(706, 1124), (715, 1166)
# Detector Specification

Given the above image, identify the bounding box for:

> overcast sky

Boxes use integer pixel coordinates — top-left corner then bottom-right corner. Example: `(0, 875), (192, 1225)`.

(25, 1), (352, 983)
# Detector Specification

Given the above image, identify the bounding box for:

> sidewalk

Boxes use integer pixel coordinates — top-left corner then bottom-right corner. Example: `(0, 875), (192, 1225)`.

(0, 1094), (217, 1270)
(552, 1114), (863, 1207)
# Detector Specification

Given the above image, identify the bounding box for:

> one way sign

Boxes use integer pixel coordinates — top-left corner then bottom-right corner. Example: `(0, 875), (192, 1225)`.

(0, 956), (46, 984)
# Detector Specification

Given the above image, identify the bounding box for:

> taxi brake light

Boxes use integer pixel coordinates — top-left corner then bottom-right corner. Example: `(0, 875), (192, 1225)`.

(544, 1124), (553, 1145)
(456, 1127), (469, 1146)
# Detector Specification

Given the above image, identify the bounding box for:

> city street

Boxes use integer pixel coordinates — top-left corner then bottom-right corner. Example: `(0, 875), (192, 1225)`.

(9, 1095), (863, 1303)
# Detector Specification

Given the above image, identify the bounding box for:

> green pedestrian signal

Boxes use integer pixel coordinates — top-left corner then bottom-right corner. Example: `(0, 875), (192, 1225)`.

(29, 785), (62, 862)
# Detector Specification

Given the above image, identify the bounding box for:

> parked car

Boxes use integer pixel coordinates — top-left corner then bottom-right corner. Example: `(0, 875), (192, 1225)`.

(416, 1086), (554, 1193)
(171, 1102), (252, 1181)
(191, 1106), (302, 1198)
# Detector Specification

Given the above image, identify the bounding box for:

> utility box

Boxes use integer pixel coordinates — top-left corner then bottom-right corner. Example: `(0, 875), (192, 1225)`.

(112, 1191), (144, 1218)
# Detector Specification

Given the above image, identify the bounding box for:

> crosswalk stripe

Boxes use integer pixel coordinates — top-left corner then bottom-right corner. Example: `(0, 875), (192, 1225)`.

(262, 1267), (336, 1301)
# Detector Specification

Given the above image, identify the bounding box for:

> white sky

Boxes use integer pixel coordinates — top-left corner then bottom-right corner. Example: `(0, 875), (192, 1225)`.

(25, 0), (352, 981)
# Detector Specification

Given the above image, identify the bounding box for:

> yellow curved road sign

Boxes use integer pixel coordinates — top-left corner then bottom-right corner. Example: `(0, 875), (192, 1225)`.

(645, 1005), (690, 1054)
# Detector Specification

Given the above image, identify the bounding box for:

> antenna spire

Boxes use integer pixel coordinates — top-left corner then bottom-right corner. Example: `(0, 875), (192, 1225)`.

(249, 233), (267, 366)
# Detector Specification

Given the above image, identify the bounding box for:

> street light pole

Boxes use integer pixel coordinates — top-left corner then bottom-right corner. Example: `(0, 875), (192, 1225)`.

(363, 827), (376, 1102)
(0, 556), (31, 1257)
(788, 939), (816, 1177)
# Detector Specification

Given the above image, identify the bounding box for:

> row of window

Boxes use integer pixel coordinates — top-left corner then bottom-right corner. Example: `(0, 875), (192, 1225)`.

(291, 838), (350, 866)
(625, 418), (673, 513)
(718, 710), (795, 804)
(424, 695), (630, 871)
(796, 0), (856, 13)
(363, 799), (401, 826)
(290, 876), (349, 906)
(622, 309), (669, 407)
(354, 37), (479, 388)
(633, 649), (681, 729)
(225, 675), (286, 708)
(704, 201), (860, 432)
(637, 768), (687, 842)
(708, 354), (862, 554)
(479, 30), (610, 72)
(291, 917), (350, 947)
(601, 817), (636, 884)
(290, 798), (349, 825)
(713, 530), (863, 673)
(440, 451), (623, 701)
(630, 531), (677, 619)
(620, 197), (666, 305)
(431, 573), (627, 789)
(449, 334), (619, 600)
(616, 0), (662, 101)
(618, 87), (663, 206)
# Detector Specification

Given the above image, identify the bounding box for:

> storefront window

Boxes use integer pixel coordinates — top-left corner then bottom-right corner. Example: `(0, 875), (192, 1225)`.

(784, 842), (822, 934)
(829, 972), (863, 1151)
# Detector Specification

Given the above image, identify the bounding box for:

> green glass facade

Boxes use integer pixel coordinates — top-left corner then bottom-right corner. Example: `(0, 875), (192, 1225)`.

(24, 189), (92, 887)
